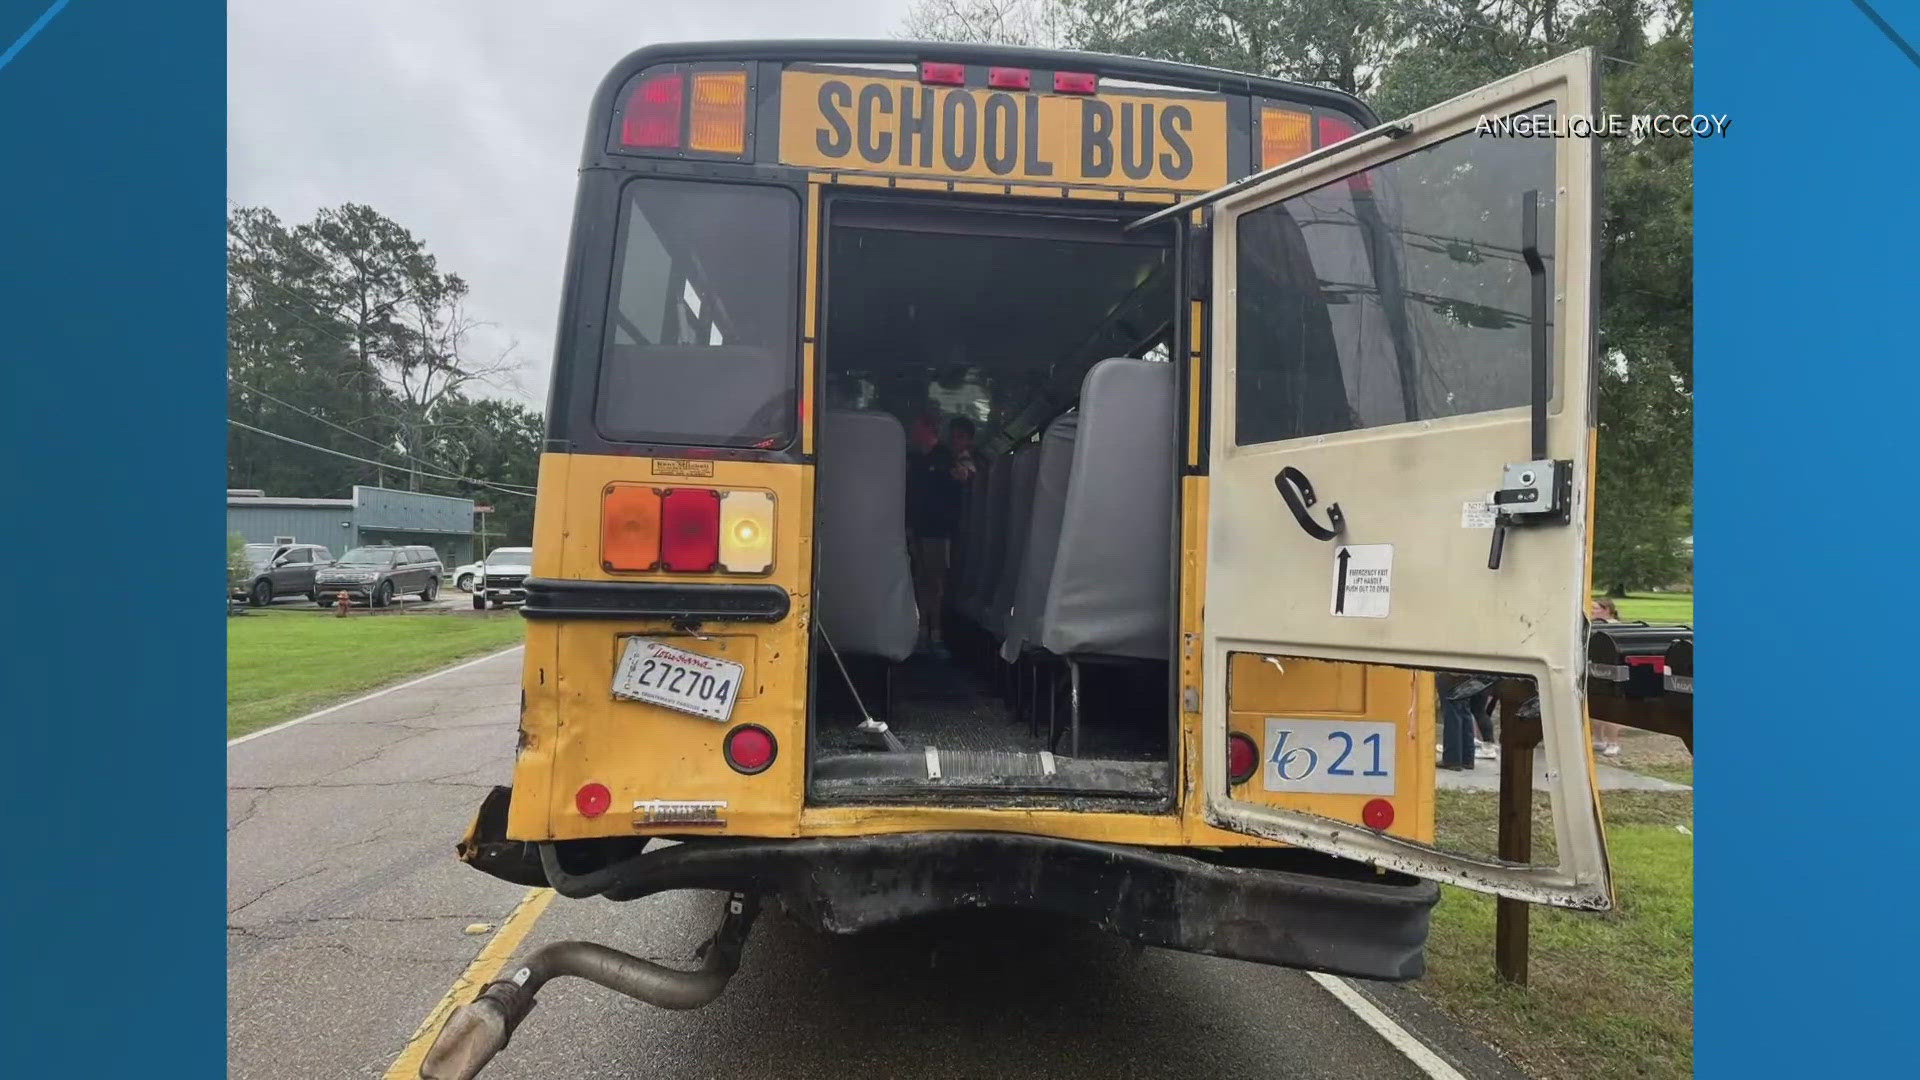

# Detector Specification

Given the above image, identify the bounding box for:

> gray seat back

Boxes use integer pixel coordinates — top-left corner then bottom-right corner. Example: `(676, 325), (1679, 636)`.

(815, 410), (918, 661)
(1000, 413), (1079, 662)
(1035, 358), (1176, 661)
(954, 451), (1004, 622)
(983, 441), (1042, 638)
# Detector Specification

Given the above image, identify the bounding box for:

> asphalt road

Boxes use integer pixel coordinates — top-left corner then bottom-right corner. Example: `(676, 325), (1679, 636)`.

(228, 649), (1526, 1080)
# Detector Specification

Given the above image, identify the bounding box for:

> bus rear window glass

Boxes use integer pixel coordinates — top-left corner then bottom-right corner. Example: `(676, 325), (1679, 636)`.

(1233, 106), (1557, 445)
(596, 179), (800, 448)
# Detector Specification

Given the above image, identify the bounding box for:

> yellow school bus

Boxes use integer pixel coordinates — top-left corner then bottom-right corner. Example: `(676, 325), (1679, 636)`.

(430, 41), (1610, 1076)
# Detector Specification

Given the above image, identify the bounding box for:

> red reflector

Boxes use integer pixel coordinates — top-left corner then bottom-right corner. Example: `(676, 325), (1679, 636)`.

(576, 783), (611, 818)
(1227, 733), (1259, 785)
(1317, 115), (1372, 192)
(724, 724), (778, 775)
(1053, 71), (1098, 94)
(988, 67), (1032, 90)
(920, 61), (965, 86)
(660, 488), (720, 572)
(1362, 798), (1395, 831)
(622, 71), (683, 148)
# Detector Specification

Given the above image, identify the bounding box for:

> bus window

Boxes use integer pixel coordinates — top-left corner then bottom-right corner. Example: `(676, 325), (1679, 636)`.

(595, 178), (801, 449)
(1233, 108), (1557, 445)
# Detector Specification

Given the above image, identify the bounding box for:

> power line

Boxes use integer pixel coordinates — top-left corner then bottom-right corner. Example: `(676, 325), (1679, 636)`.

(227, 378), (536, 494)
(228, 419), (536, 500)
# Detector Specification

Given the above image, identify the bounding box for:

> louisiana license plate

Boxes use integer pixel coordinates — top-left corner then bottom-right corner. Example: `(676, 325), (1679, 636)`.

(611, 638), (744, 722)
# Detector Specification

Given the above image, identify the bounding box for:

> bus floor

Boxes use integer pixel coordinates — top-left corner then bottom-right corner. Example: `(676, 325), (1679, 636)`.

(812, 648), (1170, 764)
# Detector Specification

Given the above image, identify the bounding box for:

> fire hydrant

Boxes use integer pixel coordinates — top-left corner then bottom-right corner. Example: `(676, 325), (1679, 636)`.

(335, 591), (352, 617)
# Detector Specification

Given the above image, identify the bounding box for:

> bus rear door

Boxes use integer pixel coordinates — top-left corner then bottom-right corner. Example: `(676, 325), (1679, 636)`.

(1191, 51), (1611, 907)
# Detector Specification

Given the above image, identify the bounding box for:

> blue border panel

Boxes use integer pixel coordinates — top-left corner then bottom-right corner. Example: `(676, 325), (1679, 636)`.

(1698, 2), (1920, 1075)
(0, 0), (224, 1070)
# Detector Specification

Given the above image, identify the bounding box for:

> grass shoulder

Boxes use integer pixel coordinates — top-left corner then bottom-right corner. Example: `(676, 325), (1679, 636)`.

(227, 608), (526, 738)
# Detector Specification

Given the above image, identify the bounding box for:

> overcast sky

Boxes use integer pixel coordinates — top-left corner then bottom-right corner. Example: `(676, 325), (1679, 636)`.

(229, 0), (921, 408)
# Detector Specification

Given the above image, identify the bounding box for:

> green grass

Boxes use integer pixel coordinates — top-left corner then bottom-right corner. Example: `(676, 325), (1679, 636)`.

(1421, 789), (1693, 1080)
(1603, 591), (1693, 624)
(227, 608), (526, 737)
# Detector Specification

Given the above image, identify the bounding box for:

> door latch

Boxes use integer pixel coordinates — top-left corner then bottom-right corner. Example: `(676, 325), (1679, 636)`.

(1487, 459), (1572, 570)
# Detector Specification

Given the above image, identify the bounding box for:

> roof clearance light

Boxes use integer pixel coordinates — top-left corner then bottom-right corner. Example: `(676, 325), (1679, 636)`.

(920, 61), (966, 86)
(602, 485), (662, 571)
(689, 70), (749, 155)
(988, 67), (1032, 90)
(1260, 107), (1312, 170)
(1317, 115), (1373, 193)
(1053, 71), (1098, 94)
(660, 488), (722, 572)
(717, 490), (775, 574)
(622, 70), (684, 149)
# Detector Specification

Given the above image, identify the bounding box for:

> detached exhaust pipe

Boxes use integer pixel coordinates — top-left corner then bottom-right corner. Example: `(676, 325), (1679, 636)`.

(420, 892), (759, 1080)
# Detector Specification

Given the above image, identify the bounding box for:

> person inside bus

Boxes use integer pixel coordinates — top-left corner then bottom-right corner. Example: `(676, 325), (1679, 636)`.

(906, 415), (979, 658)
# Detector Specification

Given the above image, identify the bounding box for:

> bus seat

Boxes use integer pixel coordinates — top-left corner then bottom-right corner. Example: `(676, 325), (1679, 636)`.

(1000, 412), (1080, 663)
(983, 441), (1043, 640)
(816, 410), (919, 662)
(1035, 358), (1176, 662)
(954, 451), (1004, 623)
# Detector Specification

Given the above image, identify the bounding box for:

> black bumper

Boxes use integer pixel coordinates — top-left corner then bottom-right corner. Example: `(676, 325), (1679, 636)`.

(459, 787), (1438, 981)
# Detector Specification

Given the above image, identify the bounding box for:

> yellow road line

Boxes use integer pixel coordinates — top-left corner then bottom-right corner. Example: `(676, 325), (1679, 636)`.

(384, 887), (556, 1079)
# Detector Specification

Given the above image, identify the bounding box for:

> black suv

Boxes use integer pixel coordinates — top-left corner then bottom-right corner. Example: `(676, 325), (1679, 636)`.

(314, 545), (444, 608)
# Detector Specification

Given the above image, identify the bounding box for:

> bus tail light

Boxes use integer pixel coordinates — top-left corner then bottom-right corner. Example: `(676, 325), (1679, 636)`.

(622, 70), (684, 149)
(718, 490), (775, 573)
(1227, 732), (1259, 785)
(1053, 71), (1098, 94)
(1362, 798), (1395, 831)
(920, 61), (965, 86)
(576, 783), (612, 818)
(1317, 115), (1373, 193)
(1260, 107), (1312, 169)
(602, 485), (663, 570)
(723, 724), (777, 774)
(689, 70), (749, 154)
(660, 489), (722, 572)
(988, 67), (1032, 90)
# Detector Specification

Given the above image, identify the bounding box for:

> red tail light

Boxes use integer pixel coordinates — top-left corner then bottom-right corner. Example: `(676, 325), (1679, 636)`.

(1317, 115), (1372, 193)
(988, 67), (1032, 90)
(1227, 732), (1259, 785)
(920, 61), (965, 86)
(1362, 798), (1395, 831)
(623, 71), (684, 148)
(724, 724), (777, 775)
(660, 488), (720, 572)
(576, 783), (612, 818)
(1053, 71), (1098, 94)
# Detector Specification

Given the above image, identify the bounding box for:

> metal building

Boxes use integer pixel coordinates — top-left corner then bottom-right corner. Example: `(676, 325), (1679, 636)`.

(227, 486), (477, 566)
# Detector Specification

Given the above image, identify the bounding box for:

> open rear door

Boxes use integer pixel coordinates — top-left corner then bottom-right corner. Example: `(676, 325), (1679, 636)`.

(1198, 51), (1609, 907)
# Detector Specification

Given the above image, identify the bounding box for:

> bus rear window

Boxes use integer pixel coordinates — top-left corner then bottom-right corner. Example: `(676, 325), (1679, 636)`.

(596, 179), (800, 449)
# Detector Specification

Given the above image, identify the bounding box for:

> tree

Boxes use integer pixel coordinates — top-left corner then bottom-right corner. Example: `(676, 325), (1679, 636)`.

(900, 0), (1695, 590)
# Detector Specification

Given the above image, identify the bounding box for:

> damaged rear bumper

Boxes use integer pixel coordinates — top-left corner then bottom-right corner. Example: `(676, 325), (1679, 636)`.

(459, 786), (1439, 981)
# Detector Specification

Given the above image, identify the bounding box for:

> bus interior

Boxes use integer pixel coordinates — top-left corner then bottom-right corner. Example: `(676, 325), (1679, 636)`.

(810, 195), (1182, 803)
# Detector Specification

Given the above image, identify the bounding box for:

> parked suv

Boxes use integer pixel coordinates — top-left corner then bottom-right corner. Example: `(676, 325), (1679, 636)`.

(235, 543), (335, 607)
(314, 545), (443, 608)
(473, 547), (532, 610)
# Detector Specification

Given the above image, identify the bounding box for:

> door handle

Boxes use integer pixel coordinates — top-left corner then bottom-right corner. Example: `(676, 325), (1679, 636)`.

(1273, 466), (1345, 542)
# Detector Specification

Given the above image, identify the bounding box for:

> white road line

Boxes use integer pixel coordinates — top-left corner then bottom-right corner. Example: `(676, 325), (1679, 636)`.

(1307, 971), (1468, 1080)
(227, 645), (525, 748)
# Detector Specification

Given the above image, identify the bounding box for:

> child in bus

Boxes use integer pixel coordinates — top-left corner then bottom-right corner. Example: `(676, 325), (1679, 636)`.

(906, 416), (978, 658)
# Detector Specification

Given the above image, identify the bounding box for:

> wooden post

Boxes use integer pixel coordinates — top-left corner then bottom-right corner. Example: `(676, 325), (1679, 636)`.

(1494, 681), (1543, 986)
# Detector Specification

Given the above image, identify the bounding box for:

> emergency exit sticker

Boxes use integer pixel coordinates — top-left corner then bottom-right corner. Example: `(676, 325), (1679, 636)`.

(1332, 544), (1392, 618)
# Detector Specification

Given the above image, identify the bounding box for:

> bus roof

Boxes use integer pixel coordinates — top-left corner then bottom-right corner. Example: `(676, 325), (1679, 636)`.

(580, 38), (1378, 167)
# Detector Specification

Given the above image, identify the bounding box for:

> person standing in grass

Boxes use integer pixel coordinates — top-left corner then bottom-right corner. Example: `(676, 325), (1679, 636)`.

(1590, 598), (1624, 758)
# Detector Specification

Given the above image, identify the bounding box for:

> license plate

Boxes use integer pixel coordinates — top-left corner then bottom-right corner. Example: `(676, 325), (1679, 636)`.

(611, 638), (744, 722)
(1261, 718), (1398, 796)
